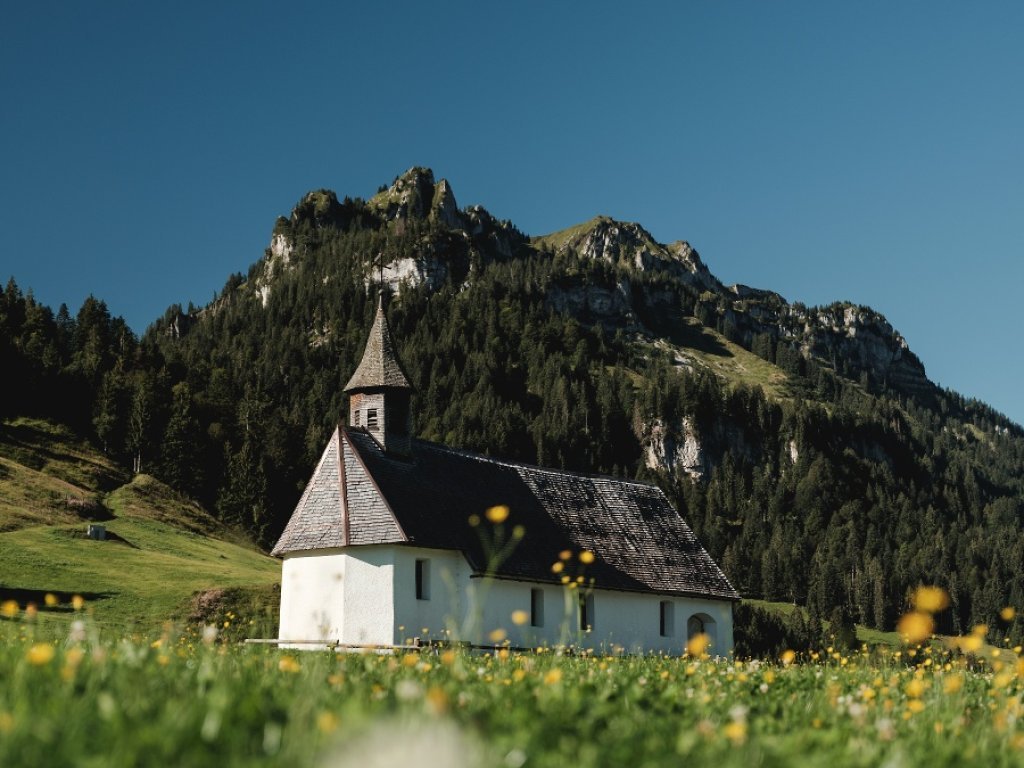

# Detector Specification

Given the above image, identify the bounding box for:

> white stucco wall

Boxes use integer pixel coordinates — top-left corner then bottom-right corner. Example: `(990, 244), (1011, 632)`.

(279, 547), (396, 648)
(279, 550), (348, 645)
(280, 544), (735, 655)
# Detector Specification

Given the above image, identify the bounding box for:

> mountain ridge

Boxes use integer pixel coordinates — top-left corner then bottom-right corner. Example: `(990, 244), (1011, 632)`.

(3, 166), (1023, 640)
(241, 167), (931, 406)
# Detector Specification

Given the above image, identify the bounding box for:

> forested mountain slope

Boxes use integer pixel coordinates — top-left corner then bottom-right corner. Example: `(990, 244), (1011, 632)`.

(3, 167), (1022, 638)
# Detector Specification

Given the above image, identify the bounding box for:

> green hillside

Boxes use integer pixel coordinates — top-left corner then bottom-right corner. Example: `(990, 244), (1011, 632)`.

(0, 418), (279, 632)
(3, 167), (1024, 646)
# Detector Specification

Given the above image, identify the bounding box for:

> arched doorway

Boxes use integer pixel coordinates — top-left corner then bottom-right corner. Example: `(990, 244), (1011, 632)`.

(687, 612), (718, 652)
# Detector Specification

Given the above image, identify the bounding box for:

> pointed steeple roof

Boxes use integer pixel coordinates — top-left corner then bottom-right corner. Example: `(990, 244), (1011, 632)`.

(343, 294), (413, 392)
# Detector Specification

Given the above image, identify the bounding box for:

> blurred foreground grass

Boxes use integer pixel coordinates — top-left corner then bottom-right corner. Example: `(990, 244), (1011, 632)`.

(3, 612), (1024, 768)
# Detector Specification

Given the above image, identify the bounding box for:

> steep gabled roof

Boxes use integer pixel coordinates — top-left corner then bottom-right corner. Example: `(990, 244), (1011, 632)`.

(343, 297), (413, 392)
(272, 428), (739, 601)
(270, 427), (403, 556)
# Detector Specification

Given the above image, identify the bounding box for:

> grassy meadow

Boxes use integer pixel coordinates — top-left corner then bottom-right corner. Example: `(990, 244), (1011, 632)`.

(6, 417), (1024, 766)
(3, 610), (1024, 768)
(0, 417), (280, 634)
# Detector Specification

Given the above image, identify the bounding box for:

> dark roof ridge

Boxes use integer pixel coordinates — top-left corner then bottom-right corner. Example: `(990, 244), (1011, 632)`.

(408, 436), (662, 491)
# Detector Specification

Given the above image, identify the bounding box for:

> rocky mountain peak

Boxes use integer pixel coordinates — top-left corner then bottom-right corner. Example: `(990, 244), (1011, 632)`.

(368, 166), (439, 222)
(250, 167), (934, 402)
(430, 178), (463, 229)
(537, 217), (721, 293)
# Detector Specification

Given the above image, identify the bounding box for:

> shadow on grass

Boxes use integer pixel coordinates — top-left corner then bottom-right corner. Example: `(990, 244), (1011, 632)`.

(0, 420), (126, 491)
(52, 528), (139, 549)
(647, 312), (734, 359)
(0, 587), (115, 613)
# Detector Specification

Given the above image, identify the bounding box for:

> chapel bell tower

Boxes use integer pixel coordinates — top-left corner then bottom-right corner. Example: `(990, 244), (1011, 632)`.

(343, 293), (414, 456)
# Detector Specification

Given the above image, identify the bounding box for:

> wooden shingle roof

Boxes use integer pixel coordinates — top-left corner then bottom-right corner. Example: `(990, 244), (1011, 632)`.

(272, 428), (739, 601)
(343, 297), (413, 392)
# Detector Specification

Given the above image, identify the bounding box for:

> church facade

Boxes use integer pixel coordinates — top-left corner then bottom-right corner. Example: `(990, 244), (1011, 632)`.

(272, 297), (739, 654)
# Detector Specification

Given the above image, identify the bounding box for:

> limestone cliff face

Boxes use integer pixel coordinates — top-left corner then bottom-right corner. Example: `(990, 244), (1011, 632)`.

(644, 417), (706, 479)
(431, 179), (462, 229)
(375, 253), (450, 295)
(547, 279), (636, 323)
(254, 232), (295, 308)
(793, 304), (927, 392)
(541, 216), (720, 293)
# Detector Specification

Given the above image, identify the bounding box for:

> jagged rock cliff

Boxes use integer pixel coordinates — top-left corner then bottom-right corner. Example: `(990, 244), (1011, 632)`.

(189, 166), (934, 467)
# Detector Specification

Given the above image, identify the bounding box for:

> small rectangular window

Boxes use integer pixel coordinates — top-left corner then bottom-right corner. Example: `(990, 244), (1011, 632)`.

(579, 593), (594, 632)
(367, 408), (378, 430)
(660, 601), (674, 637)
(531, 588), (544, 628)
(415, 559), (430, 600)
(353, 409), (361, 427)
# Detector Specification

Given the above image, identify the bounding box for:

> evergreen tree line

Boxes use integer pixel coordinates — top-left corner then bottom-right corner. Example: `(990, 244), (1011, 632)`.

(4, 190), (1024, 642)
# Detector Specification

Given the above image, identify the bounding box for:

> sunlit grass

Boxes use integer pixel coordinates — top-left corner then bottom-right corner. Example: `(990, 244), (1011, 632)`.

(3, 608), (1024, 768)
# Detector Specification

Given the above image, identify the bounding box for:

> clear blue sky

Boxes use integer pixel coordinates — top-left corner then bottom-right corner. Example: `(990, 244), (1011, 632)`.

(2, 2), (1022, 425)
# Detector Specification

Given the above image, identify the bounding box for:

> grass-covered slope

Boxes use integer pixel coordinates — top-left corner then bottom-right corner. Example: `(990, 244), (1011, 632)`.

(0, 418), (279, 631)
(0, 419), (126, 532)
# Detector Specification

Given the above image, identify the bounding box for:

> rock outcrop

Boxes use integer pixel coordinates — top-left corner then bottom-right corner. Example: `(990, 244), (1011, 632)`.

(241, 166), (932, 407)
(644, 417), (706, 479)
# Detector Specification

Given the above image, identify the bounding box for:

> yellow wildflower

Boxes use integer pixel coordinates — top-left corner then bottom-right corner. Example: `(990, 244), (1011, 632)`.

(912, 586), (949, 613)
(686, 633), (711, 658)
(278, 656), (301, 673)
(780, 649), (796, 665)
(1, 600), (17, 619)
(543, 668), (563, 685)
(1001, 607), (1016, 622)
(485, 505), (509, 524)
(317, 711), (339, 734)
(994, 672), (1014, 689)
(905, 678), (926, 698)
(551, 561), (564, 574)
(907, 699), (926, 714)
(44, 593), (59, 608)
(511, 610), (529, 626)
(723, 720), (747, 745)
(897, 611), (934, 644)
(426, 686), (449, 715)
(579, 550), (595, 565)
(71, 595), (85, 611)
(488, 628), (507, 643)
(26, 643), (55, 666)
(943, 674), (964, 694)
(957, 635), (984, 653)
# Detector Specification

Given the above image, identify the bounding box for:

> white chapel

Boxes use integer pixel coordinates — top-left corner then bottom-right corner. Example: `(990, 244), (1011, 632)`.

(272, 296), (739, 653)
